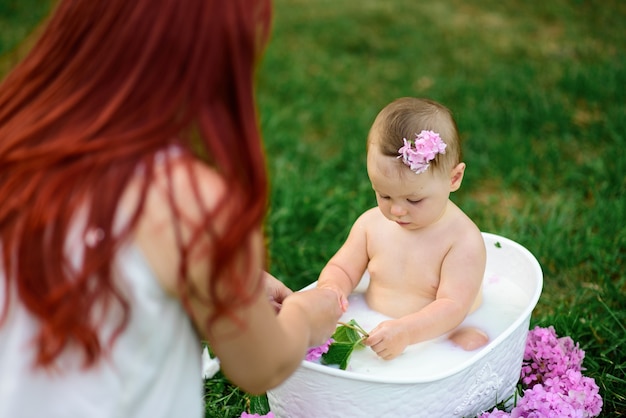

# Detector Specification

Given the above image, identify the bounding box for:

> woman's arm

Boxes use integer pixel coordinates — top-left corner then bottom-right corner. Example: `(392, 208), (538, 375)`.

(131, 156), (342, 393)
(208, 284), (342, 393)
(263, 271), (292, 312)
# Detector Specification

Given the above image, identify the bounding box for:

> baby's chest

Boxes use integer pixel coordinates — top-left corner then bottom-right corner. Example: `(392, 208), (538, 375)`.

(366, 228), (451, 284)
(367, 249), (442, 292)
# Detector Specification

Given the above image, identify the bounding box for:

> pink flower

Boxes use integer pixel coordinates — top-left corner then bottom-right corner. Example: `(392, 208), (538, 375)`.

(511, 384), (582, 417)
(521, 326), (585, 387)
(541, 370), (603, 416)
(397, 130), (446, 174)
(305, 338), (333, 362)
(479, 326), (602, 418)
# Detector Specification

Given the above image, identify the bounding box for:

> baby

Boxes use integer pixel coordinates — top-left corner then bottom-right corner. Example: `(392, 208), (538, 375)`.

(317, 97), (488, 360)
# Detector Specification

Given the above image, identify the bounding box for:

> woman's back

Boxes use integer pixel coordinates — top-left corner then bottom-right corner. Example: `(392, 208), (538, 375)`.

(0, 242), (201, 418)
(0, 0), (343, 410)
(0, 2), (268, 409)
(0, 144), (205, 417)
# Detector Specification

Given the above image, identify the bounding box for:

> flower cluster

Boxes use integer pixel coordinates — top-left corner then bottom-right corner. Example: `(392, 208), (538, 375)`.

(305, 338), (333, 362)
(240, 413), (274, 418)
(397, 130), (447, 174)
(521, 325), (585, 387)
(480, 326), (602, 418)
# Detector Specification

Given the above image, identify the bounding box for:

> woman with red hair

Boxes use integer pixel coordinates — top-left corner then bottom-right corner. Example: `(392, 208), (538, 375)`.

(0, 1), (342, 416)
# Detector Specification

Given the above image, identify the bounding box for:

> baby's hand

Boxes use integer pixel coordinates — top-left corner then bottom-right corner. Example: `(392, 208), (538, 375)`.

(364, 319), (409, 360)
(316, 283), (349, 312)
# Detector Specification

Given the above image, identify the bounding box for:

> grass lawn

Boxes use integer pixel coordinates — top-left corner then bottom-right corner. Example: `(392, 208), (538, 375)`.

(2, 0), (625, 416)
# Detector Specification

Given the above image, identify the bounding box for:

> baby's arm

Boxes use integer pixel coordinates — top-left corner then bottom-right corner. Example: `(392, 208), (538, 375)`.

(366, 228), (486, 360)
(316, 213), (371, 310)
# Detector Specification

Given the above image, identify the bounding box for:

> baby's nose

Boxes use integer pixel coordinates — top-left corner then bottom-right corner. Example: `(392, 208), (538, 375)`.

(390, 204), (406, 216)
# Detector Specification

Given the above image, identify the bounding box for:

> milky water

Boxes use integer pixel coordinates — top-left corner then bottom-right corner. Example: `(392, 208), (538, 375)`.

(331, 274), (531, 380)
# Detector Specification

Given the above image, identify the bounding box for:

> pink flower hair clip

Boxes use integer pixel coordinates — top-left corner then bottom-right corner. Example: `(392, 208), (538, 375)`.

(397, 130), (447, 174)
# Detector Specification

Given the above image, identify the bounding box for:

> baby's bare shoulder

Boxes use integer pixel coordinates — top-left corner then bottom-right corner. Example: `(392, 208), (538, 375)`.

(353, 207), (384, 228)
(452, 222), (485, 261)
(446, 207), (484, 253)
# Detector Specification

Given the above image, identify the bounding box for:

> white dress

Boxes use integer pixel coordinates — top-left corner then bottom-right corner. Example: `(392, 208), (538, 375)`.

(0, 243), (203, 418)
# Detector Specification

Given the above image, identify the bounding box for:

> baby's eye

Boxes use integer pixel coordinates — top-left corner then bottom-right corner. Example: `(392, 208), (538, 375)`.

(378, 194), (390, 200)
(407, 199), (423, 204)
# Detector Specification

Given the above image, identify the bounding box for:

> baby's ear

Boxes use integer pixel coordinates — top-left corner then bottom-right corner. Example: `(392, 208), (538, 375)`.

(449, 162), (466, 192)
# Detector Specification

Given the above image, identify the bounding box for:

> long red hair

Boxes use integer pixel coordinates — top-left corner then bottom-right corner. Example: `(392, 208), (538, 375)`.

(0, 0), (271, 367)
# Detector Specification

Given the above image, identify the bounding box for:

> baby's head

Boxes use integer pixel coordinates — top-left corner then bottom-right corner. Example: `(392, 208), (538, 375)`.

(366, 98), (466, 229)
(367, 97), (462, 177)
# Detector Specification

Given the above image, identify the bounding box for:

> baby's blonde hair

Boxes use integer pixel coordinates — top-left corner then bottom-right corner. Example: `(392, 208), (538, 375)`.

(367, 97), (462, 175)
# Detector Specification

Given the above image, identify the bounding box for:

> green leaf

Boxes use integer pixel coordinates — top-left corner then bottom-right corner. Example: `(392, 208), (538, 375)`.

(320, 319), (368, 370)
(331, 321), (362, 344)
(321, 342), (356, 370)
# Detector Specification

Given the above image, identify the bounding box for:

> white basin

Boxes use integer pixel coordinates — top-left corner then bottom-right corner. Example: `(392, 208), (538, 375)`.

(267, 233), (543, 417)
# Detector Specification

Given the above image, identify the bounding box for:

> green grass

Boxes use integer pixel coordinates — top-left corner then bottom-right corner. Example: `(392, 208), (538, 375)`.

(0, 0), (51, 74)
(2, 0), (625, 416)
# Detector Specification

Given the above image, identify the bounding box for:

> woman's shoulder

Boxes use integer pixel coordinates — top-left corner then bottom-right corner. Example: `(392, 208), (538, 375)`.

(123, 151), (227, 295)
(126, 152), (228, 229)
(162, 153), (227, 211)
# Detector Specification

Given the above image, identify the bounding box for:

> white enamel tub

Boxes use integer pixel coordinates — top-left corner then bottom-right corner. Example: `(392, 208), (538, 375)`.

(267, 233), (543, 417)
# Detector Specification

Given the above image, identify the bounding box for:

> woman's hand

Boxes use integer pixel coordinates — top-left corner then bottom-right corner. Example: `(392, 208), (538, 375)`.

(316, 283), (349, 312)
(263, 271), (293, 313)
(282, 288), (343, 347)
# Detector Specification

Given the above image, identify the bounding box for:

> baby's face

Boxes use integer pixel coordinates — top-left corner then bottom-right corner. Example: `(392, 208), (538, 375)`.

(367, 147), (452, 230)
